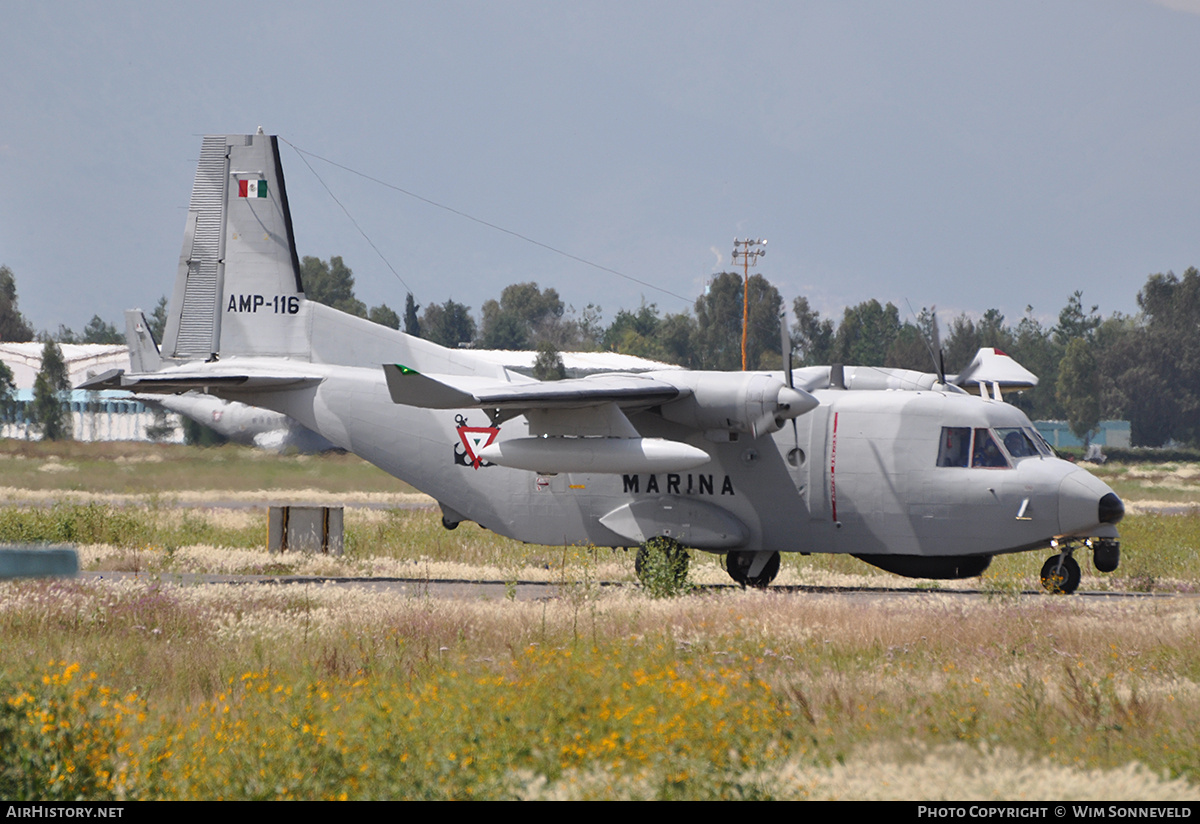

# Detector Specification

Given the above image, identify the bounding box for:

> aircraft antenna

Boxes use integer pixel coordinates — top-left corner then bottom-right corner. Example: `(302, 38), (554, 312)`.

(282, 138), (693, 306)
(732, 238), (767, 370)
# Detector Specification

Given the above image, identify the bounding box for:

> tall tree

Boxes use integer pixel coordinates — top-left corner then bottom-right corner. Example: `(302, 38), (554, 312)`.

(149, 296), (169, 341)
(403, 293), (421, 336)
(532, 340), (566, 381)
(693, 272), (782, 371)
(81, 315), (124, 344)
(0, 361), (16, 425)
(942, 309), (1014, 374)
(602, 301), (692, 365)
(832, 300), (901, 367)
(885, 322), (935, 372)
(1006, 306), (1060, 420)
(791, 297), (834, 367)
(420, 299), (477, 348)
(479, 282), (565, 350)
(32, 340), (71, 441)
(300, 255), (367, 317)
(1102, 268), (1200, 446)
(1057, 338), (1101, 447)
(1054, 290), (1101, 346)
(0, 265), (34, 342)
(368, 303), (400, 330)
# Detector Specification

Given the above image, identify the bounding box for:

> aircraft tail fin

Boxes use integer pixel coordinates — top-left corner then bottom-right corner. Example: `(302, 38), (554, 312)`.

(160, 132), (309, 362)
(154, 132), (505, 380)
(124, 309), (162, 373)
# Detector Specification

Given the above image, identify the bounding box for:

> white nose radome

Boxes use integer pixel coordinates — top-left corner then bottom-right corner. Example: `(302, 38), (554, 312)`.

(1058, 470), (1118, 536)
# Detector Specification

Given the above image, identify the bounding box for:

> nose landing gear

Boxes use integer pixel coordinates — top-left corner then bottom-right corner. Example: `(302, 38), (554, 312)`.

(1040, 551), (1081, 595)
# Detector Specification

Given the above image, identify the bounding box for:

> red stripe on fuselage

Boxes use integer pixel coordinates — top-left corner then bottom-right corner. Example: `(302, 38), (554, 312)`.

(830, 411), (839, 522)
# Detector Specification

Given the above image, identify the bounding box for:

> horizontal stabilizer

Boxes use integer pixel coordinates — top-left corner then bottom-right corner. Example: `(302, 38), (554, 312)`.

(77, 367), (321, 394)
(383, 364), (682, 410)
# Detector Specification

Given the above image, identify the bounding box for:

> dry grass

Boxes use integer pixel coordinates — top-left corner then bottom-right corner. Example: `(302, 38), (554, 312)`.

(2, 441), (1199, 798)
(0, 577), (1197, 799)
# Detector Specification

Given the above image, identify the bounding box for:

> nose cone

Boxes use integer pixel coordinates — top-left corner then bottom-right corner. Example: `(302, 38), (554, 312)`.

(1099, 491), (1125, 525)
(1059, 470), (1122, 536)
(776, 386), (819, 418)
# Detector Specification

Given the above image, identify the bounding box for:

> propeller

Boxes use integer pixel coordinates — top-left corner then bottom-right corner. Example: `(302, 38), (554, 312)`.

(910, 301), (946, 386)
(780, 311), (802, 464)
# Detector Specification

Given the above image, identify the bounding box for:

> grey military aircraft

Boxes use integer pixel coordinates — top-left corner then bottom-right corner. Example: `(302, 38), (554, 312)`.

(81, 132), (1124, 594)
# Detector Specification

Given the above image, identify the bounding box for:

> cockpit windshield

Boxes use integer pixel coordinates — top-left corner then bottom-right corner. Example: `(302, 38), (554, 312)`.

(996, 427), (1038, 459)
(936, 424), (1051, 470)
(938, 426), (1042, 469)
(972, 428), (1007, 468)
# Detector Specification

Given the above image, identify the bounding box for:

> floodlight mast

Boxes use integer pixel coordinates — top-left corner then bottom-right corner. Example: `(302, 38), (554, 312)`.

(731, 237), (767, 370)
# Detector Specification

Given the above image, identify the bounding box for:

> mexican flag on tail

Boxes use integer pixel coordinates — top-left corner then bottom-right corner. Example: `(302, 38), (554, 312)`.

(238, 179), (268, 198)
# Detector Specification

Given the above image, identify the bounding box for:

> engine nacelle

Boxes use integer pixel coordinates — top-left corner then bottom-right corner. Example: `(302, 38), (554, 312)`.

(656, 372), (817, 438)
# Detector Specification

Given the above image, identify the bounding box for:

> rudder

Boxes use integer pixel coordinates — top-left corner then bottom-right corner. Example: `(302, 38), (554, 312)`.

(161, 132), (310, 361)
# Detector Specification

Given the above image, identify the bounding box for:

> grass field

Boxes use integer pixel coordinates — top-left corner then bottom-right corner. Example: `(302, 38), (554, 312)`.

(1, 440), (1198, 800)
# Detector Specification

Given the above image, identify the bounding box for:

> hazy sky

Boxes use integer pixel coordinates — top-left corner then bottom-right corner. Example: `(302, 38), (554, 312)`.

(3, 1), (1199, 336)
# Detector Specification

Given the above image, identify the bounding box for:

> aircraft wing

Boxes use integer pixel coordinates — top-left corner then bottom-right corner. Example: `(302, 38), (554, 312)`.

(383, 364), (684, 410)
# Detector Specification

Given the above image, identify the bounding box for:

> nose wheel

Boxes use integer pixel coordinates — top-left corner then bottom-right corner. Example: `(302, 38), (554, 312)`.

(1040, 552), (1081, 595)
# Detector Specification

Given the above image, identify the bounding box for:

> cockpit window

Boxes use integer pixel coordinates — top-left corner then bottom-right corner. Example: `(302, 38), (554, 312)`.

(971, 428), (1008, 468)
(937, 427), (970, 467)
(1026, 427), (1055, 457)
(996, 427), (1038, 459)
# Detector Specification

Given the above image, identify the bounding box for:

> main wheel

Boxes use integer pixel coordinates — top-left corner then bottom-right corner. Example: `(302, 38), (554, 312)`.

(635, 537), (690, 597)
(1040, 554), (1081, 595)
(725, 551), (781, 588)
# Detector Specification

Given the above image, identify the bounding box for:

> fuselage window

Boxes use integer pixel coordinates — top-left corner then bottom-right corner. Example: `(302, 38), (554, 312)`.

(937, 427), (971, 467)
(972, 428), (1008, 468)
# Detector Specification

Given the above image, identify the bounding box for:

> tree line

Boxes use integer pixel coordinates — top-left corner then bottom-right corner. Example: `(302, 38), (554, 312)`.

(1, 260), (1196, 448)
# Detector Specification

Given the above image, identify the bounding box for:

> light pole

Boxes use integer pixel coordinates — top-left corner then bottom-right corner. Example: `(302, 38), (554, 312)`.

(731, 237), (767, 370)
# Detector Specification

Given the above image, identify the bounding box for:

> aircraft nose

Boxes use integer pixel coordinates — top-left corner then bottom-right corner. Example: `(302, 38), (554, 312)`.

(1058, 470), (1121, 535)
(1099, 492), (1125, 525)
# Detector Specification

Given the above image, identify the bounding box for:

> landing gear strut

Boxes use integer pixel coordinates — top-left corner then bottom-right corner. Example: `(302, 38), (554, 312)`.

(725, 551), (781, 588)
(1040, 552), (1081, 595)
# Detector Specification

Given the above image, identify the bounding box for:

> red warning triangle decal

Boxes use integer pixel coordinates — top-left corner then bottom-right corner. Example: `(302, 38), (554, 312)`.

(457, 426), (499, 469)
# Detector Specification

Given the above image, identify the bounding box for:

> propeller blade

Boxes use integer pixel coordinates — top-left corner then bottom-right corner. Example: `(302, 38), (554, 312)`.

(780, 310), (801, 452)
(779, 310), (794, 389)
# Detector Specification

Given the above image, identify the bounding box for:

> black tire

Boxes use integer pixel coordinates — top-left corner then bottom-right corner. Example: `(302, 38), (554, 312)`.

(725, 551), (781, 588)
(1040, 554), (1081, 595)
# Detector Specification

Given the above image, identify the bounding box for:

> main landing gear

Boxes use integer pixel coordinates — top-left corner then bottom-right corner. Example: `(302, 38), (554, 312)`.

(725, 551), (781, 588)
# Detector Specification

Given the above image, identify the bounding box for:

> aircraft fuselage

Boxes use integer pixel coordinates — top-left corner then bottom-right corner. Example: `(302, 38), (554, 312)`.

(249, 361), (1113, 563)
